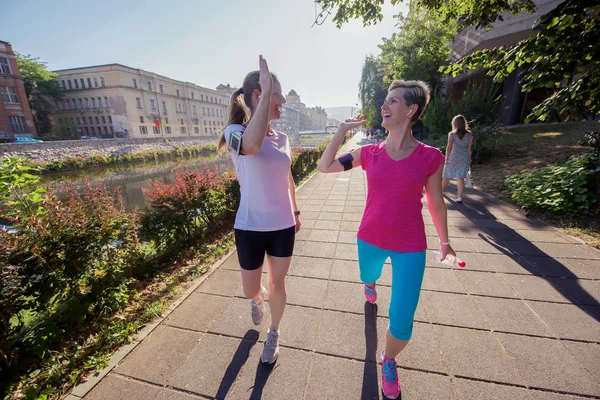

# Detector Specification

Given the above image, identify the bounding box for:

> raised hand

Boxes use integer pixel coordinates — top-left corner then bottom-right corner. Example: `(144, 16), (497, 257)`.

(339, 114), (368, 133)
(258, 55), (272, 96)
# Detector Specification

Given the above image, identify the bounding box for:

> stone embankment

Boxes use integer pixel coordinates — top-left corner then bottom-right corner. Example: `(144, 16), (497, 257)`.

(0, 136), (216, 164)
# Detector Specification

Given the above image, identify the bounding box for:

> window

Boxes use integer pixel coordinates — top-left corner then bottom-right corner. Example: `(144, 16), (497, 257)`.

(103, 126), (108, 135)
(80, 78), (85, 88)
(83, 117), (87, 125)
(211, 108), (215, 116)
(95, 116), (100, 124)
(202, 107), (205, 115)
(0, 86), (19, 104)
(133, 79), (138, 88)
(210, 97), (213, 103)
(84, 127), (89, 134)
(101, 116), (106, 123)
(100, 77), (105, 86)
(218, 98), (221, 104)
(70, 117), (75, 125)
(91, 98), (96, 108)
(181, 127), (186, 134)
(104, 97), (109, 107)
(61, 80), (66, 89)
(209, 127), (212, 134)
(193, 104), (196, 113)
(9, 116), (27, 133)
(87, 78), (92, 88)
(90, 127), (96, 134)
(205, 127), (207, 133)
(136, 98), (142, 108)
(176, 89), (180, 97)
(220, 109), (223, 117)
(151, 99), (156, 110)
(68, 80), (73, 89)
(97, 97), (102, 106)
(88, 117), (93, 124)
(0, 57), (10, 74)
(165, 126), (172, 134)
(162, 101), (166, 111)
(194, 127), (199, 134)
(200, 95), (204, 101)
(139, 126), (148, 134)
(147, 81), (152, 91)
(77, 117), (81, 125)
(159, 84), (163, 93)
(140, 116), (144, 123)
(191, 92), (194, 99)
(153, 126), (160, 134)
(72, 99), (77, 109)
(203, 120), (206, 125)
(74, 79), (79, 89)
(165, 117), (169, 124)
(94, 77), (98, 87)
(64, 100), (70, 110)
(108, 116), (112, 123)
(85, 98), (90, 108)
(78, 99), (83, 109)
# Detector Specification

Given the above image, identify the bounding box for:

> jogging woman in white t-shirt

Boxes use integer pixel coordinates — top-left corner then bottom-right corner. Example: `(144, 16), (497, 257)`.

(217, 56), (300, 365)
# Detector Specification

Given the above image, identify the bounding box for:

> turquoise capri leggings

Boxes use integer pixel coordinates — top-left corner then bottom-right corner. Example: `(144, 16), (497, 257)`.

(357, 238), (426, 341)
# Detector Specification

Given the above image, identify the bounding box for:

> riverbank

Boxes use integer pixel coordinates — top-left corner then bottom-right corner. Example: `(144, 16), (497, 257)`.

(1, 136), (218, 173)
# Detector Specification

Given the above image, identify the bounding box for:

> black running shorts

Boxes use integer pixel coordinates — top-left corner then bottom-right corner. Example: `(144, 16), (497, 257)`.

(234, 226), (296, 270)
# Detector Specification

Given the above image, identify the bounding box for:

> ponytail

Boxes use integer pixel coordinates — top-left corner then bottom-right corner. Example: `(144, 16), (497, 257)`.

(217, 88), (248, 151)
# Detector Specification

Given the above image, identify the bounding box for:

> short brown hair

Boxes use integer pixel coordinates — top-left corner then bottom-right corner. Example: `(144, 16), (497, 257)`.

(388, 80), (431, 122)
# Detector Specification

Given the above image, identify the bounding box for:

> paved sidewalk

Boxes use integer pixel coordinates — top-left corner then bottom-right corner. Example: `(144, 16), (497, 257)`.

(72, 134), (600, 399)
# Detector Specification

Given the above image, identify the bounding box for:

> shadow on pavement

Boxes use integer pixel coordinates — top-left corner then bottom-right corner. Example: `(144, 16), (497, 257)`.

(445, 186), (600, 322)
(362, 302), (380, 399)
(248, 358), (277, 399)
(215, 329), (260, 399)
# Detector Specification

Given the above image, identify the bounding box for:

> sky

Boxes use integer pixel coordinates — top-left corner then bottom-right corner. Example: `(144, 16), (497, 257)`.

(1, 0), (407, 109)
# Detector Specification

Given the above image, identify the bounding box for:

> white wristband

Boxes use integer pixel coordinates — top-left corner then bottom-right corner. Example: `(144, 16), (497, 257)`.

(440, 241), (450, 246)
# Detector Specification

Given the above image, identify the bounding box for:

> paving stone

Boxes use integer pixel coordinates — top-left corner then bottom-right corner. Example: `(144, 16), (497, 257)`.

(302, 203), (324, 212)
(295, 240), (336, 258)
(307, 229), (339, 243)
(334, 243), (358, 261)
(550, 278), (600, 306)
(299, 219), (316, 229)
(276, 304), (322, 351)
(399, 369), (455, 400)
(341, 211), (363, 221)
(165, 292), (233, 332)
(469, 237), (510, 254)
(343, 205), (364, 214)
(228, 346), (312, 400)
(512, 229), (572, 244)
(220, 253), (241, 271)
(536, 242), (600, 260)
(295, 227), (311, 241)
(419, 291), (489, 329)
(525, 301), (600, 342)
(169, 333), (259, 399)
(562, 340), (600, 382)
(315, 310), (378, 361)
(83, 374), (162, 400)
(498, 240), (549, 257)
(340, 220), (361, 231)
(470, 296), (552, 337)
(197, 268), (242, 297)
(337, 230), (358, 244)
(322, 204), (345, 213)
(554, 258), (600, 280)
(329, 259), (362, 283)
(285, 276), (328, 308)
(305, 354), (379, 400)
(432, 325), (524, 385)
(392, 321), (448, 374)
(209, 297), (270, 339)
(454, 270), (520, 298)
(116, 326), (203, 385)
(288, 255), (332, 279)
(324, 199), (345, 206)
(324, 280), (391, 316)
(496, 333), (600, 396)
(521, 256), (579, 278)
(501, 274), (574, 303)
(421, 267), (465, 293)
(155, 389), (205, 400)
(316, 211), (343, 221)
(312, 219), (342, 231)
(301, 210), (321, 219)
(452, 378), (535, 400)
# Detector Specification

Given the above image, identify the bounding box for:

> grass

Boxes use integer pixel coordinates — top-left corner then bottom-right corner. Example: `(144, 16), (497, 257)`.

(471, 120), (600, 248)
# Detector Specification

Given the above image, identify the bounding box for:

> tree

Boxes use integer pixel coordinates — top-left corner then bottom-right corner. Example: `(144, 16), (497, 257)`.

(315, 0), (598, 121)
(379, 8), (456, 93)
(16, 54), (63, 135)
(300, 112), (313, 131)
(358, 55), (387, 130)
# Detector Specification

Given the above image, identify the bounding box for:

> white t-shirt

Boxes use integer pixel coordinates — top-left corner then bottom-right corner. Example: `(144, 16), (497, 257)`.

(224, 124), (295, 232)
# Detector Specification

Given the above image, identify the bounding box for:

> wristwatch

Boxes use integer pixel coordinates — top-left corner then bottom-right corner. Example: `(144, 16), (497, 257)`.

(294, 210), (301, 216)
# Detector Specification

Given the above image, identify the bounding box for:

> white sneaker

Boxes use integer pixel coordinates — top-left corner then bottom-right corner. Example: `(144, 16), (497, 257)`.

(456, 197), (463, 203)
(250, 287), (267, 325)
(261, 329), (280, 364)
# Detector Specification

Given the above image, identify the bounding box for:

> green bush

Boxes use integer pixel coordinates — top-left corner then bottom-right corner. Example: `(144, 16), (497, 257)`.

(422, 88), (452, 138)
(470, 122), (501, 164)
(505, 155), (598, 216)
(451, 81), (500, 125)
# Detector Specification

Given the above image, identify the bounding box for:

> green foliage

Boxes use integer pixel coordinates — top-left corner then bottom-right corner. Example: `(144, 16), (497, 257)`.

(451, 81), (500, 124)
(15, 53), (63, 135)
(422, 88), (452, 138)
(443, 1), (600, 122)
(580, 130), (600, 164)
(469, 122), (500, 164)
(358, 55), (386, 130)
(379, 7), (456, 92)
(505, 156), (598, 216)
(0, 158), (47, 217)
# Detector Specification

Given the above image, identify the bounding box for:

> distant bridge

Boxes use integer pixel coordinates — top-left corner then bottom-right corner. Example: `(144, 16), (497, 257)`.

(297, 126), (338, 147)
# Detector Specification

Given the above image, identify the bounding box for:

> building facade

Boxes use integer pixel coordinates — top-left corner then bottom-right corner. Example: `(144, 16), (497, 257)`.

(307, 106), (328, 131)
(52, 64), (230, 138)
(271, 103), (300, 141)
(0, 40), (36, 137)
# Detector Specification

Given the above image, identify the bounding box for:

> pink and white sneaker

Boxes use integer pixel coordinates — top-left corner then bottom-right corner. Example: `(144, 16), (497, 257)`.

(381, 351), (400, 399)
(364, 283), (377, 304)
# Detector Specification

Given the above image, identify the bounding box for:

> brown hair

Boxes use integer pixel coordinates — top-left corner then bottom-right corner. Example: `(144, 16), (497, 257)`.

(217, 70), (278, 151)
(388, 79), (431, 122)
(451, 114), (471, 140)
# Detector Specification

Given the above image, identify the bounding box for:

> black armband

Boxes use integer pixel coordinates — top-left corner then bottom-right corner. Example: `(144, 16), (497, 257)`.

(338, 153), (354, 171)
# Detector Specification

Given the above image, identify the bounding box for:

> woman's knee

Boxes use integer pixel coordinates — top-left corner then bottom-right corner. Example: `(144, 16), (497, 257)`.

(388, 310), (415, 340)
(267, 278), (286, 295)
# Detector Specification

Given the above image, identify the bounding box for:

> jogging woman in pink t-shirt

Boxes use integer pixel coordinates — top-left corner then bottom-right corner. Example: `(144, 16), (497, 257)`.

(318, 79), (457, 399)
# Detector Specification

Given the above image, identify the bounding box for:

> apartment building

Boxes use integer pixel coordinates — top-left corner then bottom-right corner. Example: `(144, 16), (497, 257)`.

(0, 40), (35, 136)
(52, 64), (230, 138)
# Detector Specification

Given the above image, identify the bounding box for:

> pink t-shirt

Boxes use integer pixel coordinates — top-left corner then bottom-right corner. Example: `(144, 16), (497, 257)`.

(357, 142), (445, 252)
